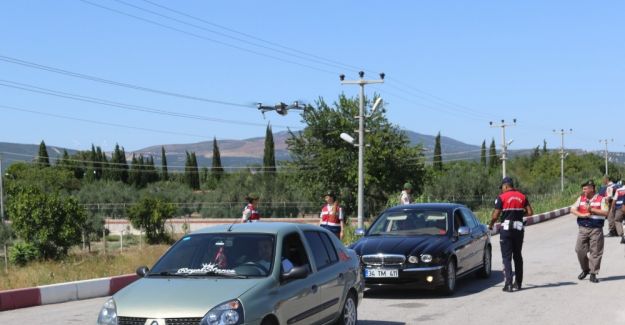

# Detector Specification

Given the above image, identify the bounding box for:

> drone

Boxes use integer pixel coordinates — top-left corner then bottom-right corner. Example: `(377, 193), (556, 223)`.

(257, 101), (305, 118)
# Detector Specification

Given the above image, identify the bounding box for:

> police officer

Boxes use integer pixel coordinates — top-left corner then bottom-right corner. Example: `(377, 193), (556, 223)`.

(241, 193), (261, 223)
(320, 191), (344, 239)
(489, 177), (533, 292)
(571, 180), (609, 283)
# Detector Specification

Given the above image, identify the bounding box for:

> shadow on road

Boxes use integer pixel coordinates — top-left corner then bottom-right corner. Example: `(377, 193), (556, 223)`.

(598, 275), (625, 282)
(358, 321), (406, 325)
(518, 281), (577, 291)
(364, 270), (504, 299)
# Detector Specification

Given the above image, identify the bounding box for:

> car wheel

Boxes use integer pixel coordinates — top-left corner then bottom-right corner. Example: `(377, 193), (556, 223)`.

(478, 245), (492, 278)
(335, 293), (357, 325)
(440, 259), (456, 295)
(260, 316), (279, 325)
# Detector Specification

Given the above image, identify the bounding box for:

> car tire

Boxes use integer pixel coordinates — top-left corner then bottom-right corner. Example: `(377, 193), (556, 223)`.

(260, 316), (279, 325)
(440, 259), (456, 296)
(335, 292), (358, 325)
(478, 245), (492, 279)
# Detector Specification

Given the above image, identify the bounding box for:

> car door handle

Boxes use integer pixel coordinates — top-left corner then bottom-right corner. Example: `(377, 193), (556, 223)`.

(311, 285), (318, 294)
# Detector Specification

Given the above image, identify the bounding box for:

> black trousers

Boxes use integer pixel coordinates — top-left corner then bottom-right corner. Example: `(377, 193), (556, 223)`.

(500, 229), (524, 285)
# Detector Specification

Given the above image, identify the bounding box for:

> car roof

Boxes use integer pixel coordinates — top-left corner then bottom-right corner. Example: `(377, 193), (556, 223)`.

(383, 202), (467, 213)
(191, 222), (321, 236)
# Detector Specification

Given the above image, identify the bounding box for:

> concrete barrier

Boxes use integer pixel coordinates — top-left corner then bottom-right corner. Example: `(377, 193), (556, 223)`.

(0, 207), (571, 311)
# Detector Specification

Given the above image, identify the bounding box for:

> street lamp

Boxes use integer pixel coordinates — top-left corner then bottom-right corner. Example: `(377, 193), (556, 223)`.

(340, 71), (385, 234)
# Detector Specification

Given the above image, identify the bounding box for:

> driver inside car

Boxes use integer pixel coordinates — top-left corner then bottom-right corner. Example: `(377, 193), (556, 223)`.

(255, 238), (294, 274)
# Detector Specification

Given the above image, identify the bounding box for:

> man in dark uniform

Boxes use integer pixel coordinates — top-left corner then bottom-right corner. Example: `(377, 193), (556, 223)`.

(489, 177), (533, 292)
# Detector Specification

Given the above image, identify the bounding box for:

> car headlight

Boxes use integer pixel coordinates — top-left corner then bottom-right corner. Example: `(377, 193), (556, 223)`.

(407, 255), (419, 264)
(200, 299), (244, 325)
(420, 254), (433, 263)
(97, 298), (117, 325)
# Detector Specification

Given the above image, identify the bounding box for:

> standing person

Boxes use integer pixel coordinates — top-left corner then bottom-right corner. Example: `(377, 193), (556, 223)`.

(399, 182), (414, 205)
(488, 177), (533, 292)
(241, 193), (261, 223)
(605, 180), (621, 237)
(320, 191), (344, 239)
(613, 185), (625, 244)
(571, 180), (609, 283)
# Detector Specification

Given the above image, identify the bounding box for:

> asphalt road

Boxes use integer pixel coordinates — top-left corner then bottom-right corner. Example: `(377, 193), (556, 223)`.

(2, 214), (625, 325)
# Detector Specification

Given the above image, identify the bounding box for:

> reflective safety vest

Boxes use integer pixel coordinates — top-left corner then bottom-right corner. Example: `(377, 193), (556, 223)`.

(614, 188), (625, 209)
(242, 203), (260, 222)
(320, 203), (343, 232)
(576, 194), (606, 228)
(496, 189), (528, 222)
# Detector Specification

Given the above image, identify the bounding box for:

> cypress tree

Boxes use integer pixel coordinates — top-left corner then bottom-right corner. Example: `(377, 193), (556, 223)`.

(185, 151), (192, 189)
(211, 137), (224, 181)
(110, 144), (129, 182)
(190, 152), (200, 190)
(480, 140), (487, 167)
(120, 147), (129, 183)
(59, 149), (71, 170)
(263, 124), (276, 173)
(433, 132), (443, 171)
(37, 140), (50, 167)
(542, 139), (547, 154)
(489, 138), (498, 169)
(128, 154), (139, 186)
(161, 146), (168, 181)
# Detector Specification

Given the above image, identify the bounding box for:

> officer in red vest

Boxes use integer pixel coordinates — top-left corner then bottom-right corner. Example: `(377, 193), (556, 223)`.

(571, 180), (609, 283)
(320, 191), (344, 239)
(241, 193), (261, 223)
(489, 177), (533, 292)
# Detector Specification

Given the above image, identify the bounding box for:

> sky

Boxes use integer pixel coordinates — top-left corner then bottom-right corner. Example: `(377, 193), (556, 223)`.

(0, 0), (623, 159)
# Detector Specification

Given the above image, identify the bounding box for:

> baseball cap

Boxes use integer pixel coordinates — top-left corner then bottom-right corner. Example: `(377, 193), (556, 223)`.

(501, 177), (514, 187)
(581, 180), (595, 188)
(323, 190), (336, 198)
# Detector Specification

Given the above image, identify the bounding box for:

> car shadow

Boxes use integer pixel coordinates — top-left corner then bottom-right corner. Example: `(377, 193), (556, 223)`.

(364, 270), (505, 299)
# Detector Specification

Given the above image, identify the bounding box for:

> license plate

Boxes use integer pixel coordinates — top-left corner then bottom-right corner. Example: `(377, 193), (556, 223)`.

(365, 268), (398, 278)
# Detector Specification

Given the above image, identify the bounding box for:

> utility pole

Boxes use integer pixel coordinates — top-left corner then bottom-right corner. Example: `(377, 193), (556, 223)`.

(489, 119), (516, 178)
(0, 154), (7, 273)
(340, 71), (384, 234)
(599, 139), (613, 176)
(553, 129), (572, 192)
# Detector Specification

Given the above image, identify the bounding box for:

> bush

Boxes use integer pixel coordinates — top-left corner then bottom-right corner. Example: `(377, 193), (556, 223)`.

(9, 241), (39, 266)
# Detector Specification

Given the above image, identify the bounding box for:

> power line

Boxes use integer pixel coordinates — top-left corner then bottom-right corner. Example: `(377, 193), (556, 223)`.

(0, 54), (250, 108)
(0, 79), (295, 129)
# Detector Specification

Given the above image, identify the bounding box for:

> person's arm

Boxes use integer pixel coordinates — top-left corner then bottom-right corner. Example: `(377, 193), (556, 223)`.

(241, 207), (251, 223)
(339, 206), (344, 239)
(489, 209), (501, 230)
(592, 197), (609, 217)
(570, 197), (589, 217)
(525, 204), (534, 217)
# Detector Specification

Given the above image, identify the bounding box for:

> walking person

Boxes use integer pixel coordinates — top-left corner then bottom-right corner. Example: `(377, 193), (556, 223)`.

(320, 191), (344, 239)
(571, 180), (609, 283)
(399, 182), (414, 205)
(241, 193), (261, 223)
(610, 184), (625, 244)
(489, 177), (533, 292)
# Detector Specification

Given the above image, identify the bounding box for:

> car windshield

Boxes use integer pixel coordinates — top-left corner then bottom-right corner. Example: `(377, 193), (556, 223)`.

(149, 233), (276, 277)
(368, 210), (448, 236)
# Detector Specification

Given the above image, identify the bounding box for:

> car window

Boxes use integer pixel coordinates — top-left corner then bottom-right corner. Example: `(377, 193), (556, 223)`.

(454, 210), (465, 232)
(319, 232), (339, 264)
(149, 233), (276, 277)
(460, 208), (478, 229)
(282, 232), (311, 272)
(304, 231), (338, 270)
(368, 210), (448, 235)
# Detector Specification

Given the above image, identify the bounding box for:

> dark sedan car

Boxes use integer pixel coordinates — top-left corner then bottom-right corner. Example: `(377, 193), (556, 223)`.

(350, 203), (491, 295)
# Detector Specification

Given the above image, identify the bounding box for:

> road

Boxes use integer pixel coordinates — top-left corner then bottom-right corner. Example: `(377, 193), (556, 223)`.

(1, 214), (625, 325)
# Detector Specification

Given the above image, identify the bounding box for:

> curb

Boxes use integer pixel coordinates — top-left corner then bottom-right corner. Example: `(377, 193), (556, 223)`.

(490, 207), (571, 235)
(0, 207), (572, 311)
(0, 274), (137, 311)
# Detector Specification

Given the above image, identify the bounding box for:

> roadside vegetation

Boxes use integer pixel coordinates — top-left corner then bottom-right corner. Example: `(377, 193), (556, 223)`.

(1, 95), (623, 289)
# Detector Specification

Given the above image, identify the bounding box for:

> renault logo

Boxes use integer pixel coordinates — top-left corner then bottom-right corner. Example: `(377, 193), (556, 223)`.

(145, 319), (165, 325)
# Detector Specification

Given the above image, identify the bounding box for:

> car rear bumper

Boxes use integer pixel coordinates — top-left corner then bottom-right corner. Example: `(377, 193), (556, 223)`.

(363, 265), (444, 289)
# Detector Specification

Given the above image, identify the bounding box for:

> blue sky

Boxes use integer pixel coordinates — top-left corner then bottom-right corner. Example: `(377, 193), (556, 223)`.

(0, 0), (623, 156)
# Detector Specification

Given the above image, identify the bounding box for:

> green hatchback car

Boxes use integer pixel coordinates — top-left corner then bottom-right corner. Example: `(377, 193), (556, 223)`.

(97, 222), (363, 325)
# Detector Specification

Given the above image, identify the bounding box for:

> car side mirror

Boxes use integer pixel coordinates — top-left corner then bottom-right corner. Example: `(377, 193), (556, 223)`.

(458, 226), (471, 236)
(355, 228), (366, 236)
(280, 265), (308, 282)
(136, 266), (149, 277)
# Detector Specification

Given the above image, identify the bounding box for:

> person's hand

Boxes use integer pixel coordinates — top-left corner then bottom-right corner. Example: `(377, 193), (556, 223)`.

(339, 230), (344, 240)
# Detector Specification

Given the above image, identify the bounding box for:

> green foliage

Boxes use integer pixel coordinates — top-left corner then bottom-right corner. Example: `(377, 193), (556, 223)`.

(0, 222), (13, 246)
(264, 124), (276, 173)
(37, 140), (50, 167)
(185, 152), (200, 190)
(433, 132), (443, 171)
(211, 137), (224, 182)
(480, 140), (486, 167)
(5, 162), (80, 197)
(488, 138), (498, 169)
(9, 241), (39, 266)
(110, 144), (129, 183)
(160, 146), (168, 181)
(127, 196), (175, 244)
(286, 95), (426, 218)
(7, 187), (86, 259)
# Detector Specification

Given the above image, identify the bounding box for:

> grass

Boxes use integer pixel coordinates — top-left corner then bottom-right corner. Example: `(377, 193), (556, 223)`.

(0, 240), (170, 291)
